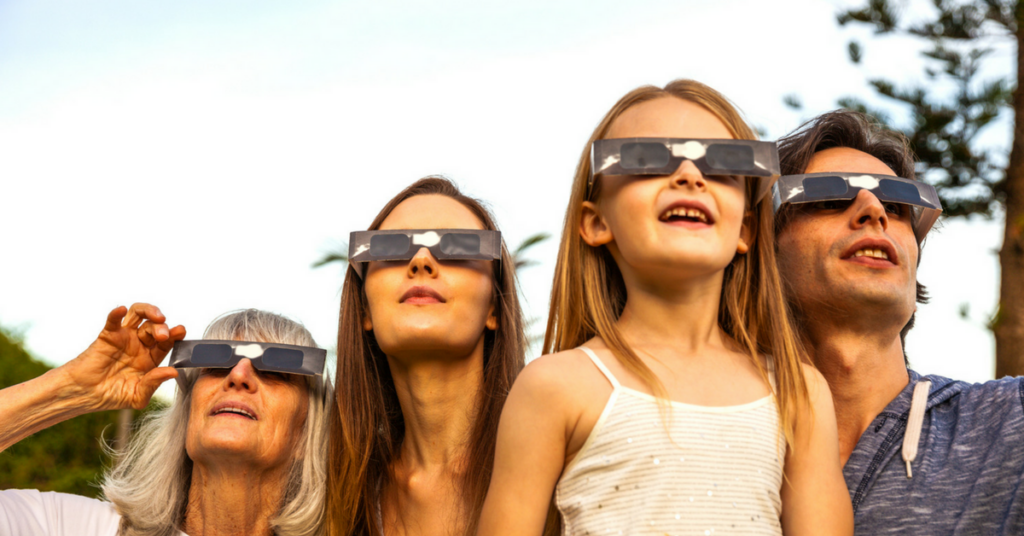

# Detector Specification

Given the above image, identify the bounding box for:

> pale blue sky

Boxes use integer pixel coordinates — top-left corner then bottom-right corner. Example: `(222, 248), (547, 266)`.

(0, 0), (1010, 398)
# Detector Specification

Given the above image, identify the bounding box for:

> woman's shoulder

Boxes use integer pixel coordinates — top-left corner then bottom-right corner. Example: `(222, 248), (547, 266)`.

(0, 490), (121, 536)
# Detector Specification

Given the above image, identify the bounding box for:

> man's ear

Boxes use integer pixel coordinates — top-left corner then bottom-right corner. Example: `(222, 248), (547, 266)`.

(485, 303), (498, 331)
(736, 210), (755, 255)
(580, 201), (614, 247)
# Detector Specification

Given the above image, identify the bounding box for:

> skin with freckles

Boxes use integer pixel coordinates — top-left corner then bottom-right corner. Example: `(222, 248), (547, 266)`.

(775, 147), (918, 465)
(183, 359), (309, 536)
(186, 360), (308, 471)
(0, 303), (185, 454)
(0, 303), (313, 536)
(183, 358), (309, 536)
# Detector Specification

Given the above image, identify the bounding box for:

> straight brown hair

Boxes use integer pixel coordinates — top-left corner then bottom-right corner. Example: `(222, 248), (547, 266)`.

(325, 177), (526, 536)
(543, 80), (810, 448)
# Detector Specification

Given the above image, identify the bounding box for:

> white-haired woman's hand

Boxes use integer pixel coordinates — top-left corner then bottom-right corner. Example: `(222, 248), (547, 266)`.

(0, 303), (186, 453)
(59, 303), (186, 411)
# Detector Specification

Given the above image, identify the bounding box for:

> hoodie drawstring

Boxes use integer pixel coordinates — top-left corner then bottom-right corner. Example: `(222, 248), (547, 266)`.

(901, 380), (932, 478)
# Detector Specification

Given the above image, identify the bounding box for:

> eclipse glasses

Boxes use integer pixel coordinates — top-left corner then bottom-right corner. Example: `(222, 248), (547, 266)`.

(590, 138), (781, 202)
(773, 172), (942, 242)
(348, 229), (502, 278)
(169, 340), (326, 377)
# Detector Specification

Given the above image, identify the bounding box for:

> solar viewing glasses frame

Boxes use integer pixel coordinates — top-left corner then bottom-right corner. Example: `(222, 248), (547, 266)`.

(772, 172), (942, 242)
(169, 340), (327, 378)
(589, 137), (781, 202)
(348, 229), (502, 278)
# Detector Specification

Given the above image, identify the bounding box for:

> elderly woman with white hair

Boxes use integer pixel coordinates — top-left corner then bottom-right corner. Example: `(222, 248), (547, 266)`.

(0, 303), (330, 536)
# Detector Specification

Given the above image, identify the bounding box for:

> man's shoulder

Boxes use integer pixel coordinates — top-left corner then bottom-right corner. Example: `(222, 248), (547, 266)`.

(847, 373), (1024, 534)
(920, 372), (1024, 418)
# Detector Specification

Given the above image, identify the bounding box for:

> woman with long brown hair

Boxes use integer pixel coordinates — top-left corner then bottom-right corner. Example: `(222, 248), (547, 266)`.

(478, 80), (852, 535)
(326, 177), (526, 536)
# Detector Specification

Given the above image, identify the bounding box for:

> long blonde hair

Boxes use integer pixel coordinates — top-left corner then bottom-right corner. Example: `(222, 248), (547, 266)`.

(543, 79), (809, 447)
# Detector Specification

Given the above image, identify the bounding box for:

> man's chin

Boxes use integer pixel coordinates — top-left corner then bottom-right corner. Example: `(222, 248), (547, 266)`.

(807, 283), (915, 321)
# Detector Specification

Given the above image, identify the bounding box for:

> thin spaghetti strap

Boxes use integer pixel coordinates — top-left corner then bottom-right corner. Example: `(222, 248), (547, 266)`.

(577, 346), (621, 389)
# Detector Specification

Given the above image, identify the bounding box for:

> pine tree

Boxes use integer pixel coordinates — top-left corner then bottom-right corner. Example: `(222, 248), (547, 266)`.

(812, 0), (1023, 377)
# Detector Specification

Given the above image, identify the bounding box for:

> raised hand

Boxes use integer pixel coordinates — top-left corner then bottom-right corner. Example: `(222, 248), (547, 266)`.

(59, 303), (187, 411)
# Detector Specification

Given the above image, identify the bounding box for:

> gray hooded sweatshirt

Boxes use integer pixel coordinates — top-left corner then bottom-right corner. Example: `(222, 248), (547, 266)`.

(845, 369), (1024, 535)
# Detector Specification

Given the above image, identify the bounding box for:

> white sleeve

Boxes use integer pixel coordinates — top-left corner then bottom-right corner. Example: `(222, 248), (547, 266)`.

(0, 490), (121, 536)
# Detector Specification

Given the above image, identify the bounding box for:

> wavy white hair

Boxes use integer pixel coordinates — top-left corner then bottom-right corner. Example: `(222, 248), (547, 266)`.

(101, 309), (331, 536)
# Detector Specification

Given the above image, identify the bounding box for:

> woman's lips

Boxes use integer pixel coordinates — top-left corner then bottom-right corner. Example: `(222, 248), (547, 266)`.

(400, 285), (446, 304)
(209, 401), (259, 421)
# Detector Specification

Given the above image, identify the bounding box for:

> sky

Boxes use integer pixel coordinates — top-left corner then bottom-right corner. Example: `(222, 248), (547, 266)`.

(0, 0), (1012, 401)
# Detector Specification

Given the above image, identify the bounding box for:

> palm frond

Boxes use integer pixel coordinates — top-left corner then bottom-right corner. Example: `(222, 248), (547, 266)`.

(311, 250), (349, 269)
(512, 232), (551, 271)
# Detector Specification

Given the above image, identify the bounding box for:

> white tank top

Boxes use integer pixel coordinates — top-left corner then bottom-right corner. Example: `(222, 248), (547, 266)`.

(555, 347), (785, 536)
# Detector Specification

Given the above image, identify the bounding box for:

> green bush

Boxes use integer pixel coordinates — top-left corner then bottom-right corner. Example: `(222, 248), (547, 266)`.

(0, 330), (121, 498)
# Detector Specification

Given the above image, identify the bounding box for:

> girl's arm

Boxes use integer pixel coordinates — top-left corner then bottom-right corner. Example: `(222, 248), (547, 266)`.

(477, 355), (576, 536)
(0, 304), (184, 453)
(780, 365), (854, 536)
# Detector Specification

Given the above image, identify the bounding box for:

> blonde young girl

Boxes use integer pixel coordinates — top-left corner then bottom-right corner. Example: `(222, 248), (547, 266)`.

(477, 80), (852, 535)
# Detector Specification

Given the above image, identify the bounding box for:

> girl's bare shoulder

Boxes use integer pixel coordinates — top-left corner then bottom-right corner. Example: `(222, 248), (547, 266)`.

(799, 362), (834, 407)
(514, 340), (613, 402)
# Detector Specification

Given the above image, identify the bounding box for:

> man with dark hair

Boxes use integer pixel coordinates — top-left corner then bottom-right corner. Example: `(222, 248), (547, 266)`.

(775, 110), (1024, 535)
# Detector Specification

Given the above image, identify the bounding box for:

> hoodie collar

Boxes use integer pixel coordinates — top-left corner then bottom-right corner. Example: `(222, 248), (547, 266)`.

(876, 370), (961, 419)
(844, 369), (963, 512)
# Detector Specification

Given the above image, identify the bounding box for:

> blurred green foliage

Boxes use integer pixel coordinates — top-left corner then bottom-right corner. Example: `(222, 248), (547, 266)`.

(0, 329), (170, 498)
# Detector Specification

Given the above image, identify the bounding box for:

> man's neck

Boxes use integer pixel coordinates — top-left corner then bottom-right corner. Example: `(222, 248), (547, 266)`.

(804, 319), (910, 466)
(183, 462), (289, 536)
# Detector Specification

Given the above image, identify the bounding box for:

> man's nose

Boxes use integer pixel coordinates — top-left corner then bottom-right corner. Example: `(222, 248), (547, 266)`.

(850, 189), (888, 232)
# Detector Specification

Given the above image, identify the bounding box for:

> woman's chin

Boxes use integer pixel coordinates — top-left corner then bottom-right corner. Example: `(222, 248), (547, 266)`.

(188, 430), (261, 461)
(377, 324), (484, 354)
(378, 333), (484, 362)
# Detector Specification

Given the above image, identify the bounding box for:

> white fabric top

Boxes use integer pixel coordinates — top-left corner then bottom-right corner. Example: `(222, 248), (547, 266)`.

(0, 489), (186, 536)
(555, 347), (785, 536)
(0, 489), (121, 536)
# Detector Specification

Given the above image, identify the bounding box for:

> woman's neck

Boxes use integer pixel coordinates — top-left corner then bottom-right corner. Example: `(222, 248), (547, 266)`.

(182, 461), (290, 536)
(387, 341), (483, 471)
(380, 339), (485, 535)
(616, 268), (729, 352)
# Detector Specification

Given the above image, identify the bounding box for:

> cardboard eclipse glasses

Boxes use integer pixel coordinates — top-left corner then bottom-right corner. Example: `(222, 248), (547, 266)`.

(348, 229), (502, 278)
(773, 172), (942, 242)
(169, 340), (326, 377)
(590, 138), (782, 202)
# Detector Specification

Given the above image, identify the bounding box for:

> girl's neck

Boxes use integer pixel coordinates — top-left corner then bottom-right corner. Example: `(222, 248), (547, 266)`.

(616, 269), (729, 352)
(183, 461), (289, 536)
